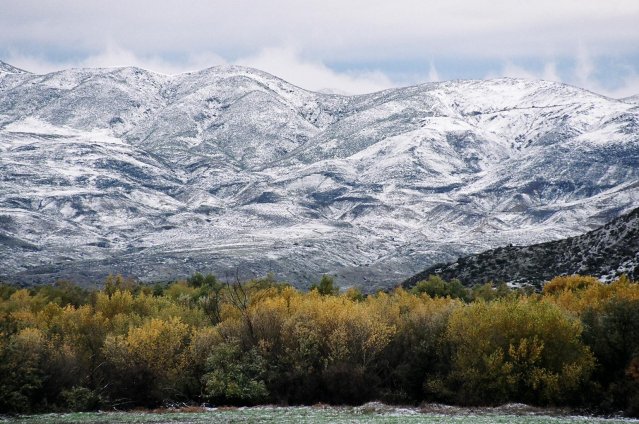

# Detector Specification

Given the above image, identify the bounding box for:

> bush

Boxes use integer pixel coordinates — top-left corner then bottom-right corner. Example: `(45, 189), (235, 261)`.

(543, 275), (599, 295)
(582, 299), (639, 415)
(202, 341), (268, 404)
(444, 298), (594, 405)
(101, 317), (191, 406)
(60, 386), (102, 411)
(310, 275), (339, 296)
(412, 275), (469, 301)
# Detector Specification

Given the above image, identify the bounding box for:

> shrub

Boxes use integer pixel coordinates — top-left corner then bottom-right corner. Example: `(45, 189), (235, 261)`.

(444, 298), (594, 405)
(202, 341), (268, 404)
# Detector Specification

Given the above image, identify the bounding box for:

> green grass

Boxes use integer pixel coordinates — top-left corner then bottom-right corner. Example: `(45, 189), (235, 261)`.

(5, 405), (638, 424)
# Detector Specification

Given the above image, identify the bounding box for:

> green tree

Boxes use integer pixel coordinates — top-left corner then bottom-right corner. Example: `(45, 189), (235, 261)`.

(0, 328), (49, 413)
(202, 340), (268, 404)
(582, 299), (639, 415)
(412, 275), (470, 301)
(311, 275), (339, 296)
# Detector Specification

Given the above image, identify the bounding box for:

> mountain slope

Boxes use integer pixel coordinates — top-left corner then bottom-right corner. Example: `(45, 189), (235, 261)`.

(622, 94), (639, 105)
(1, 62), (638, 289)
(0, 60), (28, 74)
(403, 207), (639, 288)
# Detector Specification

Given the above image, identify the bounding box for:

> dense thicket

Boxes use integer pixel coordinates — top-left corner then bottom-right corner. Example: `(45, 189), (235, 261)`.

(0, 274), (638, 416)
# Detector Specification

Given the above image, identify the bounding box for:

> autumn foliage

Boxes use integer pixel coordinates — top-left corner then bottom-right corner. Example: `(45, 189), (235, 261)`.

(0, 274), (638, 416)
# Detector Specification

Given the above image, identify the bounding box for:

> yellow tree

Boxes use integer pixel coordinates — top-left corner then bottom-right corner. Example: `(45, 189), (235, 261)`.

(445, 297), (594, 405)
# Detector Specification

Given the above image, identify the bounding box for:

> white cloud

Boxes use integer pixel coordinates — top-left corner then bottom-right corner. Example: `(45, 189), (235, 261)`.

(489, 51), (639, 99)
(427, 62), (440, 82)
(575, 46), (596, 90)
(77, 46), (227, 75)
(234, 47), (395, 94)
(569, 46), (639, 98)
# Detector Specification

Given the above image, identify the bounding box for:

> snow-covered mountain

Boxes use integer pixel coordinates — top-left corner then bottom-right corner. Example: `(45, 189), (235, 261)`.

(1, 60), (638, 289)
(0, 61), (28, 75)
(623, 94), (639, 105)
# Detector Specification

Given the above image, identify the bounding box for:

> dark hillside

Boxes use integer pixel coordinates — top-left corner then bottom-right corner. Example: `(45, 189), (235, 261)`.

(404, 207), (639, 288)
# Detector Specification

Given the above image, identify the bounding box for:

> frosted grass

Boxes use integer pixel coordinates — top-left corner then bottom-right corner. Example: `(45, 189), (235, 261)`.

(6, 405), (639, 424)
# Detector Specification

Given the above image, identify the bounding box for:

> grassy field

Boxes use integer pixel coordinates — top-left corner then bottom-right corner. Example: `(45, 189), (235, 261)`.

(5, 405), (639, 424)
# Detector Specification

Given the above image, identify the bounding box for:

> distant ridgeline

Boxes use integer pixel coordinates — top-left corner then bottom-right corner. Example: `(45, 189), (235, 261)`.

(404, 207), (639, 289)
(1, 59), (639, 289)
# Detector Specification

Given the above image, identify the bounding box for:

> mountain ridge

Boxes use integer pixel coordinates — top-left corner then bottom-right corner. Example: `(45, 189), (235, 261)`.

(0, 60), (29, 74)
(1, 61), (638, 289)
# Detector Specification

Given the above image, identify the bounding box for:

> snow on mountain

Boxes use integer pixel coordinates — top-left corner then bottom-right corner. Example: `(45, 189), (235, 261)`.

(0, 60), (29, 75)
(623, 94), (639, 105)
(0, 62), (638, 289)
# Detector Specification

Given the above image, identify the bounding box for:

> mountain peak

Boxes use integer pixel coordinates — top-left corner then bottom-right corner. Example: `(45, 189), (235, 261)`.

(0, 60), (29, 74)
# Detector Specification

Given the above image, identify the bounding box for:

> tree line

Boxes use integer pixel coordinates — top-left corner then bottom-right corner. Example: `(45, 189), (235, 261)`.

(0, 273), (638, 416)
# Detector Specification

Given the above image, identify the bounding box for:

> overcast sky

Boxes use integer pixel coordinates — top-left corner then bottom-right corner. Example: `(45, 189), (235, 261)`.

(1, 0), (639, 97)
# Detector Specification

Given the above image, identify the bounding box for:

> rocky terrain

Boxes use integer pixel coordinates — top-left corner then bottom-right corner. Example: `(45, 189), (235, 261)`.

(404, 206), (639, 289)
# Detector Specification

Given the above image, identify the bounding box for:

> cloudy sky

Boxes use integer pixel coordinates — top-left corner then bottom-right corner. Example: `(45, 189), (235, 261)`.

(1, 0), (639, 97)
